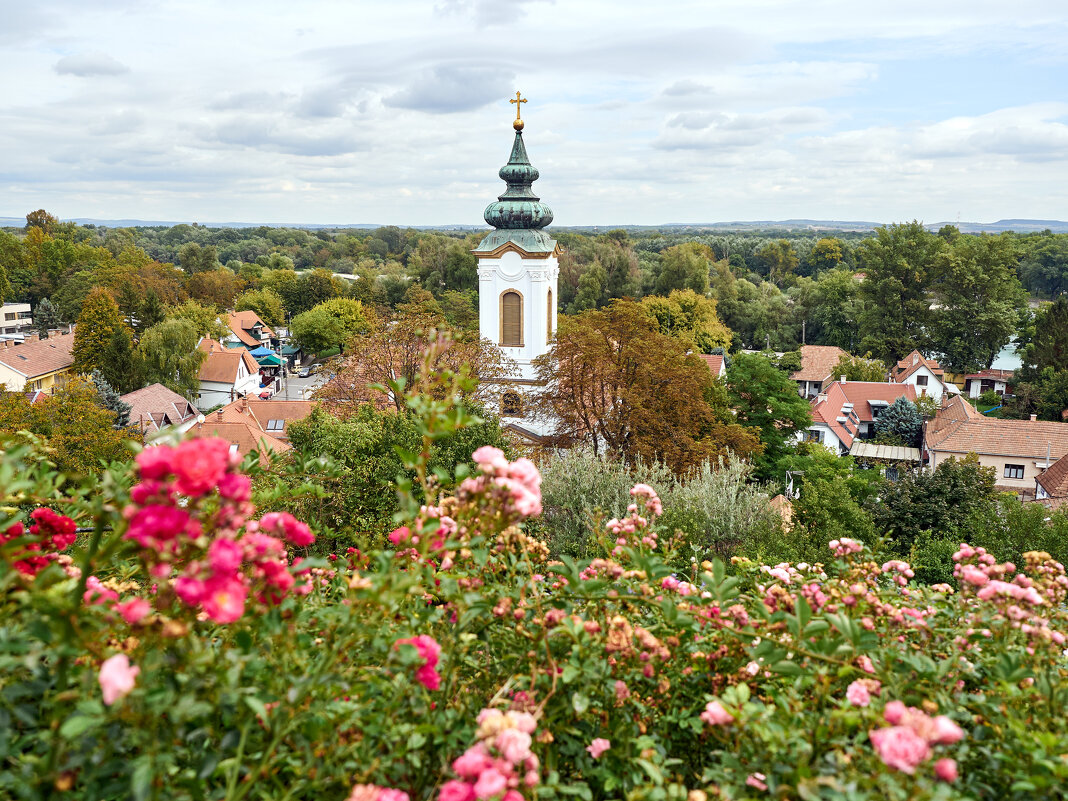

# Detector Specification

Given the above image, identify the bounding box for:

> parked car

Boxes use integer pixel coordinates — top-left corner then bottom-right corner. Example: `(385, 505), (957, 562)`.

(298, 367), (312, 378)
(258, 390), (272, 400)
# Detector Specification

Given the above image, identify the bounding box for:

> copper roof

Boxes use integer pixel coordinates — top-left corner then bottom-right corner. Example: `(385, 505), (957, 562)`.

(0, 333), (75, 378)
(198, 339), (260, 384)
(227, 310), (275, 348)
(811, 381), (917, 448)
(790, 345), (848, 383)
(892, 350), (944, 382)
(121, 383), (200, 432)
(927, 396), (1068, 460)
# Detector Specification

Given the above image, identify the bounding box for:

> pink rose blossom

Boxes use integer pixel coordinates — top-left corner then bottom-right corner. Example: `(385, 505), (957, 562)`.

(439, 781), (476, 801)
(217, 472), (252, 502)
(201, 574), (247, 623)
(846, 680), (872, 707)
(171, 438), (230, 496)
(453, 744), (494, 779)
(934, 758), (958, 782)
(415, 664), (442, 690)
(746, 773), (768, 791)
(135, 446), (173, 480)
(472, 446), (510, 472)
(586, 738), (611, 759)
(869, 726), (931, 774)
(931, 715), (964, 744)
(883, 700), (908, 725)
(496, 728), (532, 764)
(473, 768), (507, 799)
(173, 575), (206, 606)
(99, 654), (140, 705)
(700, 700), (733, 726)
(115, 598), (151, 624)
(209, 538), (244, 573)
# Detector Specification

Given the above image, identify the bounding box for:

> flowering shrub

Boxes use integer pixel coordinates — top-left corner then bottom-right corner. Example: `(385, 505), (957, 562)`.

(3, 359), (1068, 800)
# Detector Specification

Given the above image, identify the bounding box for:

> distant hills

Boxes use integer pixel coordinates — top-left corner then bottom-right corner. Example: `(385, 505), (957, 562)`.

(2, 217), (1067, 234)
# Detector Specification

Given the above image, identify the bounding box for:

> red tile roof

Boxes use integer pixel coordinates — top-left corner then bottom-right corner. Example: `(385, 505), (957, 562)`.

(227, 310), (275, 348)
(892, 350), (944, 382)
(963, 369), (1015, 381)
(699, 354), (725, 376)
(198, 339), (259, 384)
(790, 345), (848, 383)
(0, 333), (75, 378)
(1037, 453), (1068, 506)
(121, 383), (200, 432)
(811, 381), (917, 448)
(214, 397), (315, 441)
(927, 396), (1068, 460)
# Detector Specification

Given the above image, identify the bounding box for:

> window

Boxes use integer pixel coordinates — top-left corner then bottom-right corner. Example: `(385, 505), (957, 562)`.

(500, 291), (523, 346)
(1004, 464), (1025, 480)
(501, 390), (523, 417)
(804, 429), (823, 443)
(266, 419), (284, 432)
(547, 289), (553, 340)
(916, 375), (928, 386)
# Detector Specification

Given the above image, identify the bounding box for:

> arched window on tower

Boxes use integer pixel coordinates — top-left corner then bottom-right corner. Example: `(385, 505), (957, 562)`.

(500, 290), (523, 346)
(547, 288), (553, 340)
(501, 390), (523, 417)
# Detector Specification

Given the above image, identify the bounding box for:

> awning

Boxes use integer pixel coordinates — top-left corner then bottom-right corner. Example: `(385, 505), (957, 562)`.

(249, 345), (274, 357)
(281, 345), (302, 355)
(255, 353), (283, 366)
(849, 442), (922, 462)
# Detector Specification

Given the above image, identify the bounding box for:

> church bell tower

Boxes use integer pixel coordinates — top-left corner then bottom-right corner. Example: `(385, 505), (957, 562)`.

(473, 92), (560, 382)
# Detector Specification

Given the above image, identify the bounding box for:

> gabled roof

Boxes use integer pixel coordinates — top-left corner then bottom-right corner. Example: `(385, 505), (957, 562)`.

(213, 397), (315, 441)
(892, 350), (944, 383)
(198, 339), (259, 385)
(699, 354), (725, 377)
(0, 333), (75, 379)
(121, 383), (200, 433)
(927, 395), (1068, 460)
(810, 381), (917, 448)
(227, 310), (275, 348)
(963, 369), (1015, 382)
(191, 418), (290, 465)
(790, 345), (848, 383)
(1037, 453), (1068, 503)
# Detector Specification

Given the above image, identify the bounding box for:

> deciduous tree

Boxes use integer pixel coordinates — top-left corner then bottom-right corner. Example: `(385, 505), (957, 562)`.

(72, 287), (126, 375)
(138, 319), (205, 400)
(234, 288), (285, 328)
(640, 289), (732, 353)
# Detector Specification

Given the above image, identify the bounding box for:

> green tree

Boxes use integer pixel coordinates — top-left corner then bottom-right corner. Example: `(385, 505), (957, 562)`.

(291, 297), (373, 355)
(930, 234), (1027, 373)
(806, 238), (845, 273)
(90, 369), (132, 428)
(873, 396), (923, 447)
(756, 239), (799, 285)
(640, 289), (732, 353)
(138, 319), (205, 399)
(177, 242), (219, 274)
(234, 288), (285, 328)
(1023, 296), (1068, 374)
(33, 297), (63, 338)
(25, 209), (58, 235)
(138, 290), (166, 332)
(99, 324), (143, 395)
(655, 242), (711, 295)
(726, 352), (812, 478)
(831, 352), (886, 383)
(803, 268), (865, 351)
(72, 287), (126, 375)
(167, 300), (228, 340)
(572, 263), (608, 312)
(857, 222), (945, 362)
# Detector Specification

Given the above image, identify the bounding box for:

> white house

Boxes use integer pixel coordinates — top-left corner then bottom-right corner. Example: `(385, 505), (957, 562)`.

(802, 380), (918, 456)
(196, 338), (262, 411)
(1, 302), (33, 338)
(963, 369), (1013, 399)
(890, 350), (955, 404)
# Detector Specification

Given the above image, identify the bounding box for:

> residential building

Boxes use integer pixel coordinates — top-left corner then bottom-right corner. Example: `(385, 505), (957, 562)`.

(225, 310), (276, 349)
(196, 338), (262, 411)
(212, 396), (314, 441)
(890, 350), (954, 403)
(1036, 453), (1068, 510)
(790, 344), (848, 398)
(925, 395), (1068, 494)
(121, 383), (203, 434)
(1, 302), (33, 337)
(0, 332), (76, 393)
(698, 353), (726, 378)
(802, 380), (917, 456)
(191, 412), (291, 465)
(962, 369), (1014, 399)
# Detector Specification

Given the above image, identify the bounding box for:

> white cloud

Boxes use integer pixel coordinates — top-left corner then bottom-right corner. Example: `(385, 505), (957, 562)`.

(54, 51), (129, 77)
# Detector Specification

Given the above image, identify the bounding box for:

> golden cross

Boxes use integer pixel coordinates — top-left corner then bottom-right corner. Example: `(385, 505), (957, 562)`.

(509, 91), (527, 121)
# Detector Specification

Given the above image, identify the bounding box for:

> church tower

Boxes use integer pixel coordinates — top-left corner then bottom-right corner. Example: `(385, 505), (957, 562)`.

(473, 93), (560, 383)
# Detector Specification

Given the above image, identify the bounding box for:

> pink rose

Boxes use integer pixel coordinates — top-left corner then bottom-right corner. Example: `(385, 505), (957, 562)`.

(931, 715), (964, 744)
(99, 653), (140, 705)
(414, 664), (441, 691)
(136, 446), (173, 480)
(869, 726), (931, 774)
(883, 700), (908, 725)
(496, 728), (532, 764)
(934, 758), (958, 782)
(472, 768), (507, 799)
(453, 744), (493, 779)
(217, 472), (252, 502)
(439, 780), (476, 801)
(115, 598), (151, 625)
(209, 537), (244, 573)
(201, 574), (247, 623)
(846, 680), (871, 707)
(507, 458), (541, 493)
(472, 446), (509, 472)
(173, 575), (206, 606)
(745, 773), (768, 791)
(586, 738), (610, 759)
(700, 700), (733, 726)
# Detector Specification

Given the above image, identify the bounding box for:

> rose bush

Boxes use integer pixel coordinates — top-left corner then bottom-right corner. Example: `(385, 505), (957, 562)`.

(3, 357), (1068, 800)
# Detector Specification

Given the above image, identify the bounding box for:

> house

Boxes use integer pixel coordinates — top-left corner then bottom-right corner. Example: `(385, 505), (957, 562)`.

(698, 353), (726, 378)
(1035, 453), (1068, 510)
(890, 350), (954, 403)
(225, 310), (276, 349)
(1, 302), (33, 338)
(212, 396), (314, 441)
(802, 380), (917, 456)
(925, 395), (1068, 494)
(120, 383), (203, 434)
(196, 338), (262, 411)
(0, 332), (76, 393)
(790, 345), (848, 398)
(191, 411), (291, 465)
(962, 369), (1014, 399)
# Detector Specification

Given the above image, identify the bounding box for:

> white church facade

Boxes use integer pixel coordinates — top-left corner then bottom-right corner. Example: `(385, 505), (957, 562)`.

(473, 94), (559, 440)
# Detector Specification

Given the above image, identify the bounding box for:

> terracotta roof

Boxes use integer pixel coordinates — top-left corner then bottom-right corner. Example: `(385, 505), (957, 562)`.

(191, 418), (290, 465)
(1037, 453), (1068, 502)
(810, 381), (917, 448)
(927, 397), (1068, 460)
(198, 339), (260, 384)
(213, 397), (315, 440)
(963, 369), (1015, 381)
(790, 345), (848, 383)
(699, 354), (725, 376)
(0, 333), (75, 378)
(227, 310), (275, 348)
(892, 350), (944, 382)
(121, 383), (200, 432)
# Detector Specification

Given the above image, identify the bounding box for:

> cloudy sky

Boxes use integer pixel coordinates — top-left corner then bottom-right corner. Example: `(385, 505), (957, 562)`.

(2, 0), (1066, 225)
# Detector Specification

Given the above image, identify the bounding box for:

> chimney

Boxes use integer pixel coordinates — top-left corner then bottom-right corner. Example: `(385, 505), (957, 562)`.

(49, 328), (63, 337)
(241, 397), (249, 414)
(840, 375), (847, 383)
(912, 353), (919, 366)
(1030, 414), (1038, 422)
(24, 333), (39, 343)
(216, 409), (224, 420)
(817, 392), (828, 404)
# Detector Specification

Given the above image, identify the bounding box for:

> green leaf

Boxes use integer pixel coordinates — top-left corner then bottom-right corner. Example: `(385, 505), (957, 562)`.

(131, 758), (154, 801)
(770, 660), (803, 677)
(561, 665), (580, 684)
(244, 696), (270, 728)
(59, 715), (98, 739)
(571, 692), (590, 714)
